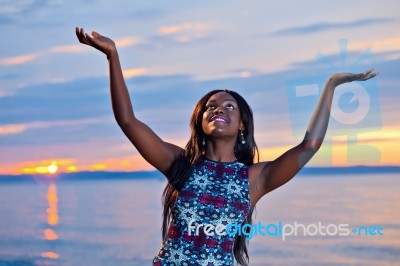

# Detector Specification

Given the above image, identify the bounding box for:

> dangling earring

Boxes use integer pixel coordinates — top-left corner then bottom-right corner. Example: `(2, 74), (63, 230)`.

(202, 137), (206, 147)
(240, 130), (245, 144)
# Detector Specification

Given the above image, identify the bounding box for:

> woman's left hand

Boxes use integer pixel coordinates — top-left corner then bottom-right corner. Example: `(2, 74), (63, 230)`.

(329, 68), (379, 87)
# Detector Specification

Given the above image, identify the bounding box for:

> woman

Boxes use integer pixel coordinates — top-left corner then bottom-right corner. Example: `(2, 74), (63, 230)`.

(75, 27), (378, 266)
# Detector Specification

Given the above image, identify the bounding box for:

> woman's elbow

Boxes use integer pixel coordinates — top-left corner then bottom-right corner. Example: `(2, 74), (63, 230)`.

(297, 141), (321, 168)
(301, 139), (323, 151)
(115, 116), (136, 129)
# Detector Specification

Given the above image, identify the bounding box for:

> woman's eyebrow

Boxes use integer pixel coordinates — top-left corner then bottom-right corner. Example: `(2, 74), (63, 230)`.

(207, 98), (237, 104)
(224, 99), (238, 104)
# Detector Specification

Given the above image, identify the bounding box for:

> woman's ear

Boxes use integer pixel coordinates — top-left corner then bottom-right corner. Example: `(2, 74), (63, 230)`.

(239, 120), (245, 131)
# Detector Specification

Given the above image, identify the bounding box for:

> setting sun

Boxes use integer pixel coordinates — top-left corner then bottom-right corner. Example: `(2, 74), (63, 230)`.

(47, 163), (58, 174)
(20, 161), (60, 175)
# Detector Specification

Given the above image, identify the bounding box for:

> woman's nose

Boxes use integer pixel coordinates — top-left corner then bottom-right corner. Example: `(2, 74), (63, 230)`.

(213, 106), (224, 114)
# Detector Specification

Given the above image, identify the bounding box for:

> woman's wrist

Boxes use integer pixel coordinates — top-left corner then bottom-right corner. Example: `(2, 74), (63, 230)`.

(107, 49), (119, 60)
(326, 75), (341, 88)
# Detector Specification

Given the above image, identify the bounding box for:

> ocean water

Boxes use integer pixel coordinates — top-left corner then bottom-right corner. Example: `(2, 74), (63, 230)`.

(0, 174), (399, 266)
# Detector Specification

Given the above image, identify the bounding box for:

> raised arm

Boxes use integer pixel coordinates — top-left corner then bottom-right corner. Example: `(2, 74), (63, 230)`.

(249, 69), (379, 206)
(75, 27), (183, 174)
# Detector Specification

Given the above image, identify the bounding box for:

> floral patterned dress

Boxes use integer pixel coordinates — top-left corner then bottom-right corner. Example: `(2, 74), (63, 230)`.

(153, 157), (251, 266)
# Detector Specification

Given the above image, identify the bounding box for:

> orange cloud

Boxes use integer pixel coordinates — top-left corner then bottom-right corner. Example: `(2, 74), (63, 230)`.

(0, 35), (141, 66)
(115, 36), (142, 48)
(0, 52), (42, 66)
(175, 36), (191, 43)
(0, 117), (110, 136)
(1, 125), (398, 175)
(0, 154), (154, 175)
(2, 158), (76, 175)
(81, 155), (153, 172)
(0, 124), (27, 135)
(123, 67), (148, 78)
(158, 22), (212, 35)
(349, 37), (400, 53)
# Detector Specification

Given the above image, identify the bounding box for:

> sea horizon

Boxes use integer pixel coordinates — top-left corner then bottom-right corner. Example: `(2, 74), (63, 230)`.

(0, 165), (399, 182)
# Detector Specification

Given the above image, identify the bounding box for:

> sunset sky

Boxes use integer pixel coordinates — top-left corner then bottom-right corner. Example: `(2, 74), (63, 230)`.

(1, 0), (399, 175)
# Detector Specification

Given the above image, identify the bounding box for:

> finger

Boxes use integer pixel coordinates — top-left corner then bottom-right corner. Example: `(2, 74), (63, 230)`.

(364, 68), (374, 75)
(356, 68), (373, 80)
(76, 27), (89, 44)
(92, 31), (101, 38)
(79, 28), (96, 46)
(369, 71), (379, 78)
(75, 27), (83, 42)
(84, 33), (100, 46)
(92, 31), (108, 41)
(360, 71), (379, 81)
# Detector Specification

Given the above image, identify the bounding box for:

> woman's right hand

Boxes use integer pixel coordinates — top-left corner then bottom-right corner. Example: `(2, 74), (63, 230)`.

(75, 27), (117, 58)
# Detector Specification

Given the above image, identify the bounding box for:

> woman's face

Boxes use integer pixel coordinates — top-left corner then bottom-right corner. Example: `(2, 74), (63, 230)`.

(202, 92), (244, 139)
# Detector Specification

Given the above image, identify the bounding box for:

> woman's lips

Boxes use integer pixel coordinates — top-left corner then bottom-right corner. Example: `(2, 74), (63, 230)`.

(210, 115), (228, 123)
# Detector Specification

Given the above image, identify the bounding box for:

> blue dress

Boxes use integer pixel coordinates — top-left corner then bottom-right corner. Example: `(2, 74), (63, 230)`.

(153, 157), (251, 266)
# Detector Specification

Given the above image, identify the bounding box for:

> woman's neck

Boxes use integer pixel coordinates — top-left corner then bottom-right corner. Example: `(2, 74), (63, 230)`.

(204, 139), (236, 162)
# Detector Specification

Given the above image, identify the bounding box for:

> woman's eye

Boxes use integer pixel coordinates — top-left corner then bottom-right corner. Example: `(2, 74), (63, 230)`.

(226, 104), (234, 110)
(207, 105), (215, 110)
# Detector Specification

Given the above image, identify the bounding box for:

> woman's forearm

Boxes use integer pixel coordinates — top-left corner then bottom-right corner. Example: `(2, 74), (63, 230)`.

(302, 77), (336, 150)
(107, 51), (135, 125)
(296, 69), (378, 168)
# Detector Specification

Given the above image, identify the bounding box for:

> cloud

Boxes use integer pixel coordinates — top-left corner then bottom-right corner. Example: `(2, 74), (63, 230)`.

(154, 22), (216, 45)
(1, 49), (398, 151)
(349, 37), (400, 54)
(115, 36), (143, 48)
(0, 35), (142, 66)
(0, 76), (110, 124)
(174, 36), (191, 43)
(0, 124), (26, 135)
(0, 52), (42, 66)
(0, 117), (110, 136)
(0, 57), (398, 172)
(194, 68), (260, 81)
(158, 22), (212, 35)
(49, 36), (142, 54)
(50, 44), (84, 53)
(122, 68), (149, 78)
(270, 17), (395, 36)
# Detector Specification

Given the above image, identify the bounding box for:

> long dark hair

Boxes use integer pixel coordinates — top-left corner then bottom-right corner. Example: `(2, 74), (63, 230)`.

(162, 89), (259, 265)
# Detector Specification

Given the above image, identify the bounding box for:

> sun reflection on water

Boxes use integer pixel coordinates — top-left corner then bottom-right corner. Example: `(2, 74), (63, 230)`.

(41, 183), (59, 260)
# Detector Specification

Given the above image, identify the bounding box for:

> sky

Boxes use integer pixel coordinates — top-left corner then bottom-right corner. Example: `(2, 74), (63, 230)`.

(0, 0), (399, 175)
